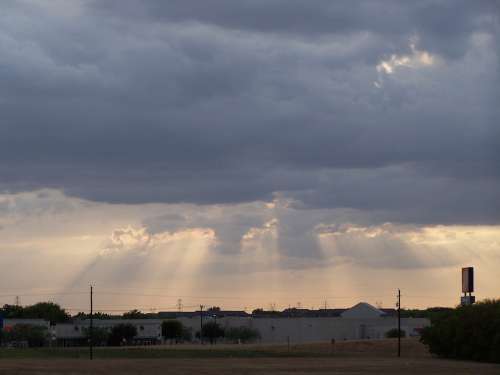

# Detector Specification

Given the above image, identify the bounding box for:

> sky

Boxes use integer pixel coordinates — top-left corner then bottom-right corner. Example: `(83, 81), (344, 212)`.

(0, 0), (499, 313)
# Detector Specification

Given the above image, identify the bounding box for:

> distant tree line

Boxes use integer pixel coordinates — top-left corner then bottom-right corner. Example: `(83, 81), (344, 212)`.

(420, 299), (500, 363)
(0, 302), (70, 324)
(400, 307), (454, 320)
(3, 302), (456, 323)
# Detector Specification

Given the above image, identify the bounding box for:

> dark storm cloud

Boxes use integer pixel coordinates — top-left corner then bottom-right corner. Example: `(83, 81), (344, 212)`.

(91, 0), (496, 56)
(0, 0), (498, 224)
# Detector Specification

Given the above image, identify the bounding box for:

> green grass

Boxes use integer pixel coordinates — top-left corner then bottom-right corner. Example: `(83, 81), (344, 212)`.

(0, 347), (326, 359)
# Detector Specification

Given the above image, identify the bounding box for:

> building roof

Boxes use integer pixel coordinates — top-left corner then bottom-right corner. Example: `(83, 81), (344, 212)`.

(380, 308), (397, 316)
(3, 318), (50, 327)
(340, 302), (386, 319)
(158, 310), (250, 319)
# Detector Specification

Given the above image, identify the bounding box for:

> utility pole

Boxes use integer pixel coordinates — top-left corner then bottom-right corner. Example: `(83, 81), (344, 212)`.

(90, 285), (93, 360)
(397, 289), (401, 358)
(213, 313), (218, 345)
(199, 305), (204, 344)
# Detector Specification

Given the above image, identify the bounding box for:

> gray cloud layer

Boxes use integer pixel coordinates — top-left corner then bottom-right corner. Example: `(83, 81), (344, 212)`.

(0, 0), (498, 224)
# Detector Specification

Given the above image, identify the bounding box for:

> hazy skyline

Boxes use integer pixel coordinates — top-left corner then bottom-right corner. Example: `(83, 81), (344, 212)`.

(0, 0), (499, 312)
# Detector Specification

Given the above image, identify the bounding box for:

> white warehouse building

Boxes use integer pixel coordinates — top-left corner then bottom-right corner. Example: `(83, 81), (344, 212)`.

(177, 302), (429, 343)
(2, 302), (429, 345)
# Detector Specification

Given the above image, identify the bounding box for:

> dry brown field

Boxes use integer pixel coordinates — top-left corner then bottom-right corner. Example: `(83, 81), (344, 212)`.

(0, 339), (499, 375)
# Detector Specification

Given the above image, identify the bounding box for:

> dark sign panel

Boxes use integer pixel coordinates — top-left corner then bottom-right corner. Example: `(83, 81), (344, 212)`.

(462, 267), (474, 293)
(461, 296), (476, 306)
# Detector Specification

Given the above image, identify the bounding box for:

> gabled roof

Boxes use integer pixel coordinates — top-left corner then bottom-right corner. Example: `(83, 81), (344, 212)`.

(340, 302), (386, 319)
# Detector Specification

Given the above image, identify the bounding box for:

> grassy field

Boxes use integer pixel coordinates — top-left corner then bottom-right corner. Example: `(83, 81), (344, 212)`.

(0, 339), (499, 374)
(0, 346), (322, 359)
(0, 339), (424, 359)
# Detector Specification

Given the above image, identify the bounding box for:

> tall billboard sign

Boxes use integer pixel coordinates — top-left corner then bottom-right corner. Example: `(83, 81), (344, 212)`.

(462, 267), (474, 293)
(461, 267), (475, 306)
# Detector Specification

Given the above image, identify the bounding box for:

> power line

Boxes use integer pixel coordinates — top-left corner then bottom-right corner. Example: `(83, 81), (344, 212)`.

(64, 305), (200, 312)
(89, 291), (403, 300)
(0, 292), (87, 298)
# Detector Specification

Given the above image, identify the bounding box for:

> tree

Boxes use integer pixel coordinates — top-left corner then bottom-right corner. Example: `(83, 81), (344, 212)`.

(225, 326), (261, 343)
(162, 320), (184, 342)
(420, 299), (500, 363)
(385, 328), (406, 338)
(2, 324), (48, 347)
(22, 302), (71, 324)
(201, 321), (224, 344)
(74, 312), (111, 320)
(0, 304), (24, 319)
(122, 309), (146, 319)
(400, 307), (454, 319)
(108, 323), (137, 346)
(251, 308), (280, 317)
(83, 326), (110, 346)
(0, 302), (70, 324)
(182, 326), (193, 342)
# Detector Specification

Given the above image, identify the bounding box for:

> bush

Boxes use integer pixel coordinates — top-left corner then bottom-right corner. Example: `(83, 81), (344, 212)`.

(83, 326), (110, 346)
(420, 299), (500, 363)
(162, 320), (184, 342)
(181, 326), (193, 342)
(108, 323), (137, 346)
(385, 328), (406, 338)
(225, 326), (261, 343)
(200, 321), (224, 344)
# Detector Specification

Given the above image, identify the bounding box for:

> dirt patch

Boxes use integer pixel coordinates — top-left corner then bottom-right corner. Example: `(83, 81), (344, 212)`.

(1, 357), (499, 375)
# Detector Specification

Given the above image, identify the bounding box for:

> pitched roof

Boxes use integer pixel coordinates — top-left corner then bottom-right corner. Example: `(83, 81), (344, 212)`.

(341, 302), (386, 318)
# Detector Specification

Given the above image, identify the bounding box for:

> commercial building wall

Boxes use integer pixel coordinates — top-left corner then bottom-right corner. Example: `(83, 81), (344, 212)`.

(3, 319), (50, 330)
(53, 319), (162, 345)
(50, 312), (429, 344)
(175, 316), (429, 343)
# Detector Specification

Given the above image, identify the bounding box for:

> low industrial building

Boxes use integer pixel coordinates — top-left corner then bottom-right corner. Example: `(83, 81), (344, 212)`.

(1, 303), (429, 346)
(3, 319), (50, 330)
(53, 319), (162, 346)
(175, 302), (429, 343)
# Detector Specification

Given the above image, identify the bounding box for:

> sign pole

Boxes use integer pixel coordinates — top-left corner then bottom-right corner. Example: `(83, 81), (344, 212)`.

(397, 289), (401, 358)
(90, 285), (93, 360)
